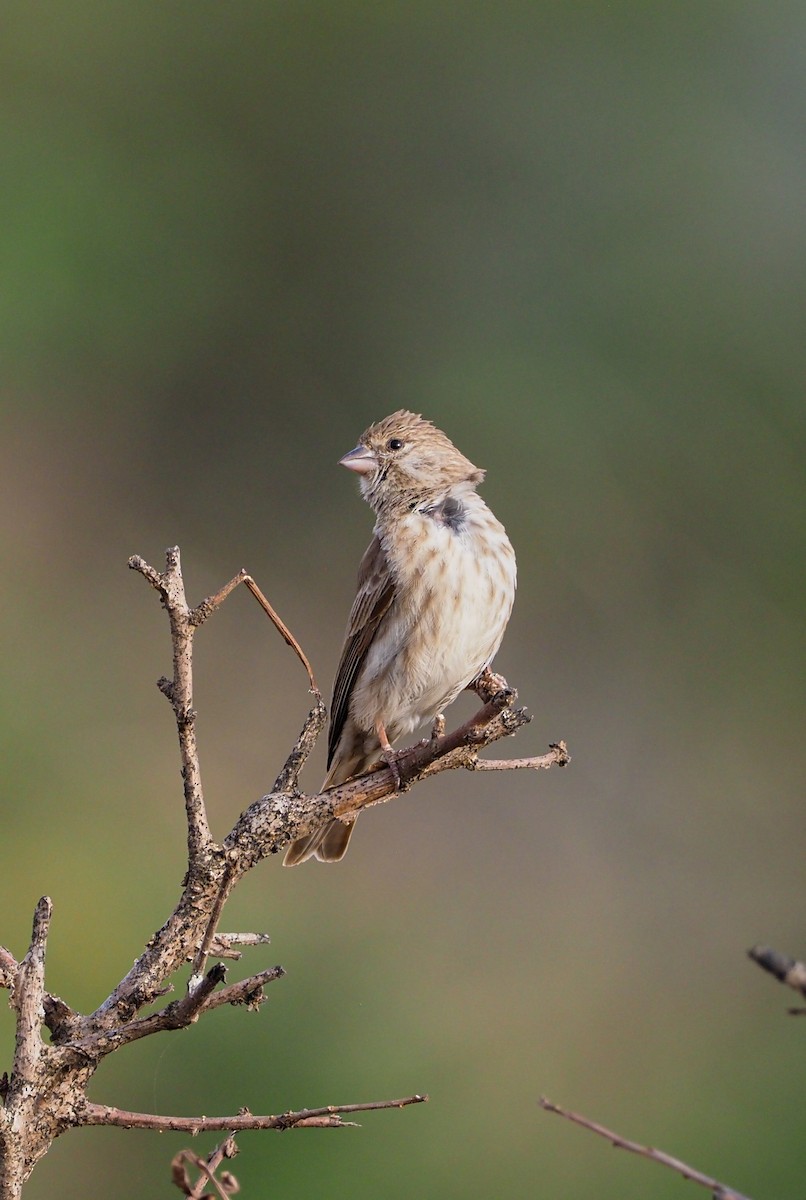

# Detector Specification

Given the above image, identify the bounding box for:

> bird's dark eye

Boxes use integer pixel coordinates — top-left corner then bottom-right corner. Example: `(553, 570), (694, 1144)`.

(388, 438), (404, 451)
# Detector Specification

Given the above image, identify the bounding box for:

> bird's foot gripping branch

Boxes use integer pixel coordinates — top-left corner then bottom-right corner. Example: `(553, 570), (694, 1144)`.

(0, 547), (567, 1199)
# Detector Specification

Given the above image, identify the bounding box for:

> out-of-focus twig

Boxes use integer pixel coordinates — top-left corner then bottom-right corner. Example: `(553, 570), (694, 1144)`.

(539, 1097), (755, 1200)
(748, 945), (806, 1012)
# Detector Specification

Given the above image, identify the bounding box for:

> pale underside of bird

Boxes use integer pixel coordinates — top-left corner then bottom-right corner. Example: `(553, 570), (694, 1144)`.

(283, 410), (516, 866)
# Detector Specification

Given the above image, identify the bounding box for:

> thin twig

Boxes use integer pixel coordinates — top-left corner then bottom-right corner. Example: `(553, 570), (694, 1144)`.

(200, 966), (286, 1013)
(539, 1098), (754, 1200)
(243, 575), (319, 694)
(129, 547), (212, 863)
(209, 932), (271, 961)
(78, 1094), (428, 1133)
(190, 866), (234, 982)
(190, 570), (250, 627)
(471, 742), (570, 770)
(270, 697), (328, 794)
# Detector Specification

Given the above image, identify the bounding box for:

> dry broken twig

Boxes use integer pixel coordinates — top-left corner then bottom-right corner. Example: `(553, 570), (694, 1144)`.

(748, 944), (806, 1012)
(539, 1098), (754, 1200)
(172, 1133), (240, 1199)
(0, 547), (565, 1198)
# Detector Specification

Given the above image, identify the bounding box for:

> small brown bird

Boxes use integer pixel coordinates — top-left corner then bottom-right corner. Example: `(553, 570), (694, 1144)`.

(283, 411), (517, 865)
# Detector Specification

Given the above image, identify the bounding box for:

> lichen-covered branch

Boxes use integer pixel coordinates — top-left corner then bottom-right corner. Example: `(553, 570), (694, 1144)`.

(9, 899), (53, 1086)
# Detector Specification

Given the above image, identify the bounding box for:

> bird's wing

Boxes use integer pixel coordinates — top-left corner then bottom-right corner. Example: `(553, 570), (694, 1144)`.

(328, 534), (396, 768)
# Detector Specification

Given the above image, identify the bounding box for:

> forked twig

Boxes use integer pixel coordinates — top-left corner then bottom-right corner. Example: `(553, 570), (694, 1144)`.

(171, 1133), (239, 1199)
(129, 547), (212, 863)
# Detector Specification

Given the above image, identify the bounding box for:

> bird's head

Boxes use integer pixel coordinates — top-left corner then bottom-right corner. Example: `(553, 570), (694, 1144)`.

(340, 411), (485, 514)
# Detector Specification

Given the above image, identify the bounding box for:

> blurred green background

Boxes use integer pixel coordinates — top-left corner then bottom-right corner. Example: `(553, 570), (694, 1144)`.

(2, 3), (805, 1196)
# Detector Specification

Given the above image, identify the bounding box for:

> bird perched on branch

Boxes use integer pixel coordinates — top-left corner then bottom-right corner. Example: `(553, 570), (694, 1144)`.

(284, 410), (517, 865)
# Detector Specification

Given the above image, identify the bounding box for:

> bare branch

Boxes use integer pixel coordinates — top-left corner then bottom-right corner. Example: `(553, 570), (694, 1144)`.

(539, 1098), (755, 1200)
(0, 546), (558, 1194)
(242, 575), (319, 695)
(748, 944), (806, 1011)
(129, 547), (212, 864)
(225, 685), (562, 872)
(270, 697), (328, 795)
(73, 964), (230, 1057)
(190, 569), (250, 627)
(77, 1094), (428, 1133)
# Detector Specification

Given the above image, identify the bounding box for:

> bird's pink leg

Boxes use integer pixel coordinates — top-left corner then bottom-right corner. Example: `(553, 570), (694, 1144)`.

(375, 719), (402, 789)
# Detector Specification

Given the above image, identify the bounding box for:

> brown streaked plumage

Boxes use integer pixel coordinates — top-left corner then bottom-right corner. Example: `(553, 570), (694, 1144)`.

(283, 411), (517, 865)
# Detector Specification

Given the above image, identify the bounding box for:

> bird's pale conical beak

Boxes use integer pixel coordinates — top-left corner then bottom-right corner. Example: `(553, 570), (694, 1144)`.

(339, 444), (378, 476)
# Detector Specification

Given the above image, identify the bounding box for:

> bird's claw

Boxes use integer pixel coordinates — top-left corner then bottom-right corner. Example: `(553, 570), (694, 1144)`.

(470, 667), (509, 704)
(382, 745), (403, 790)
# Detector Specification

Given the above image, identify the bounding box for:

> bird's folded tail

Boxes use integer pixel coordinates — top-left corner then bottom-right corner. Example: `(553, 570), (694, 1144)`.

(283, 816), (357, 866)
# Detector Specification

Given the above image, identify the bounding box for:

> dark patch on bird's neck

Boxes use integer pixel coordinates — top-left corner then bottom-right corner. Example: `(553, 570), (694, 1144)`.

(419, 494), (466, 533)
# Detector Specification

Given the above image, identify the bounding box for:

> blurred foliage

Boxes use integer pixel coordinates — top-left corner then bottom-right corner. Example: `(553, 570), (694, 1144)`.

(1, 3), (805, 1197)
